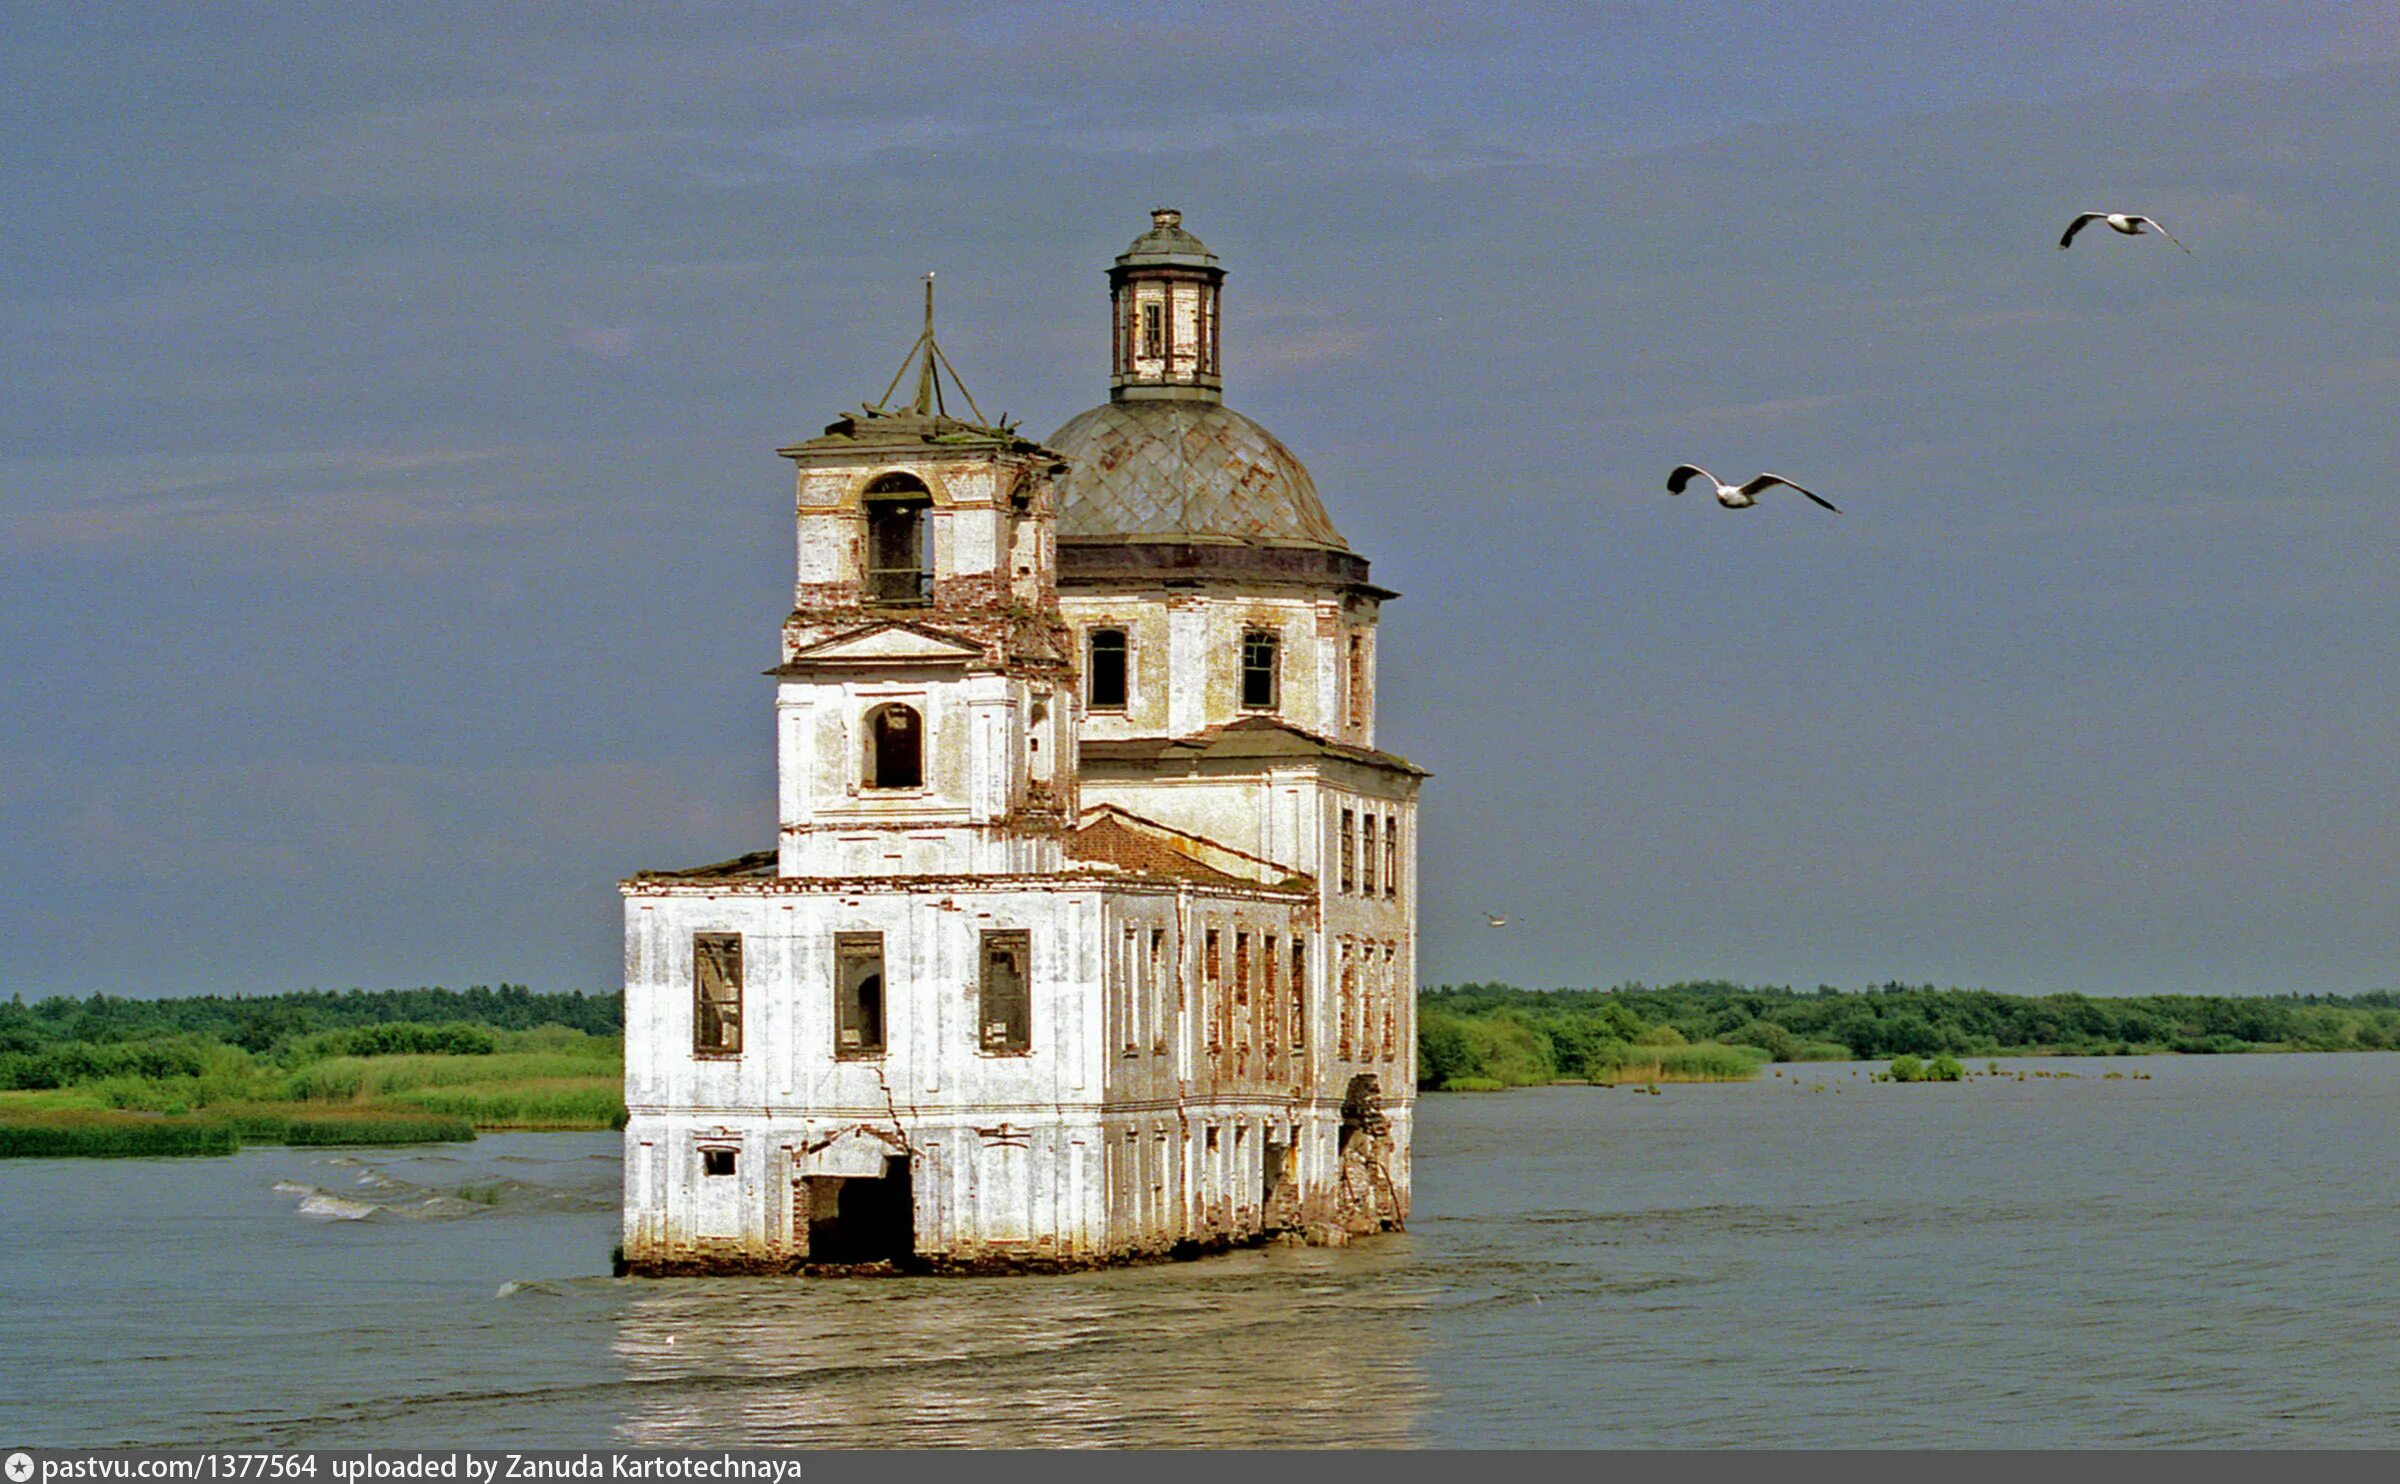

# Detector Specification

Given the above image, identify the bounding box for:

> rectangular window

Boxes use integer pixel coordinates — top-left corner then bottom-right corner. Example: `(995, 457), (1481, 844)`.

(693, 932), (743, 1055)
(1361, 815), (1378, 896)
(1338, 941), (1355, 1059)
(1383, 943), (1400, 1059)
(702, 1148), (737, 1177)
(1121, 925), (1142, 1053)
(1263, 934), (1280, 1052)
(1087, 628), (1129, 710)
(1385, 813), (1399, 898)
(1239, 630), (1279, 710)
(834, 932), (885, 1058)
(1340, 808), (1357, 894)
(1141, 301), (1164, 358)
(1203, 928), (1222, 1052)
(1234, 931), (1251, 1050)
(1290, 940), (1307, 1049)
(1347, 633), (1367, 727)
(979, 929), (1032, 1055)
(1149, 927), (1168, 1053)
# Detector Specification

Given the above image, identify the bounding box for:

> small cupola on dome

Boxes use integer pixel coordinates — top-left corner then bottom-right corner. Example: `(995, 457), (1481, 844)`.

(1109, 208), (1225, 404)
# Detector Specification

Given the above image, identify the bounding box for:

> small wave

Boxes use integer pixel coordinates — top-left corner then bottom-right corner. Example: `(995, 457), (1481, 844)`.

(297, 1193), (381, 1222)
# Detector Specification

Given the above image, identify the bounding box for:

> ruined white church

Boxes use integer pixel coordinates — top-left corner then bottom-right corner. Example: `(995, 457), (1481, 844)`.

(619, 211), (1424, 1273)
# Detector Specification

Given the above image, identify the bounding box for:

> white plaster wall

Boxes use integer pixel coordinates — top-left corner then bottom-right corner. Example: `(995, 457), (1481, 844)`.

(621, 875), (1364, 1265)
(776, 670), (1066, 878)
(1059, 588), (1382, 747)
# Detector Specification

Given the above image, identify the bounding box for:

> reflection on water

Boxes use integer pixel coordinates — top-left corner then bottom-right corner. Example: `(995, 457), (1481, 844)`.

(610, 1249), (1430, 1448)
(4, 1054), (2397, 1447)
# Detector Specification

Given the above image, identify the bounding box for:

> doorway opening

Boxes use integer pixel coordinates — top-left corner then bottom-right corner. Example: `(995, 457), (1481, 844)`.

(803, 1156), (915, 1266)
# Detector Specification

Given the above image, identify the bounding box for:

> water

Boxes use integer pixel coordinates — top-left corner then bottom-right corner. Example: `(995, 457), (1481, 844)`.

(3, 1054), (2395, 1447)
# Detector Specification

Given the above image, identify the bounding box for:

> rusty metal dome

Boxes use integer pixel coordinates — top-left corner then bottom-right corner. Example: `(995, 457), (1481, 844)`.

(1045, 399), (1348, 552)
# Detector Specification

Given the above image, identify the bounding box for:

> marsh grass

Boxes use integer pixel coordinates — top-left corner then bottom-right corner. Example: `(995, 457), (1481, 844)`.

(0, 1108), (241, 1158)
(217, 1103), (474, 1145)
(284, 1047), (616, 1102)
(1584, 1042), (1770, 1084)
(386, 1080), (625, 1129)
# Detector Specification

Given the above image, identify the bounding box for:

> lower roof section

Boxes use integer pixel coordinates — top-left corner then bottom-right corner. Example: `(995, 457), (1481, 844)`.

(625, 804), (1316, 897)
(1080, 715), (1430, 779)
(1059, 538), (1394, 600)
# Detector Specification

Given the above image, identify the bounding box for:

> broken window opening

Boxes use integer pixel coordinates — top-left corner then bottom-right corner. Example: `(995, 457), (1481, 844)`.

(1347, 632), (1367, 728)
(1339, 808), (1357, 894)
(1233, 931), (1252, 1049)
(702, 1147), (737, 1177)
(1290, 940), (1307, 1049)
(862, 703), (924, 791)
(1121, 925), (1143, 1053)
(1239, 629), (1279, 710)
(1086, 628), (1129, 710)
(1362, 814), (1378, 896)
(978, 929), (1032, 1055)
(1385, 814), (1400, 898)
(863, 474), (934, 605)
(1263, 934), (1280, 1051)
(1338, 941), (1356, 1060)
(1141, 301), (1165, 359)
(1203, 927), (1223, 1052)
(835, 932), (885, 1058)
(693, 932), (743, 1056)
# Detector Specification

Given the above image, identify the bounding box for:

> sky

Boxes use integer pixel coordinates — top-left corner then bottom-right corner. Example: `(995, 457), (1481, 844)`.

(2, 2), (2395, 1001)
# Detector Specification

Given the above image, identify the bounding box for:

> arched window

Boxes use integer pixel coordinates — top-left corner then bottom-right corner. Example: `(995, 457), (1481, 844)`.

(1239, 629), (1279, 710)
(862, 473), (933, 605)
(862, 703), (923, 790)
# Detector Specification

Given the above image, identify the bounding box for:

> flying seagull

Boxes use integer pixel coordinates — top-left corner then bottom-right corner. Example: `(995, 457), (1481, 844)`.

(1483, 913), (1510, 929)
(2058, 212), (2190, 253)
(1667, 465), (1840, 513)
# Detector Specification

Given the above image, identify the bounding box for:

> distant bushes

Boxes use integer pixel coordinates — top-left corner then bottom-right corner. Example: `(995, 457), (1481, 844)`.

(1417, 1006), (1764, 1090)
(0, 985), (621, 1058)
(311, 1023), (497, 1058)
(1883, 1054), (1964, 1083)
(0, 989), (624, 1156)
(1419, 982), (2400, 1070)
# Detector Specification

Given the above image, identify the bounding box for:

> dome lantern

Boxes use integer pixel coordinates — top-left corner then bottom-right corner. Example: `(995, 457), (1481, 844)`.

(1109, 208), (1224, 404)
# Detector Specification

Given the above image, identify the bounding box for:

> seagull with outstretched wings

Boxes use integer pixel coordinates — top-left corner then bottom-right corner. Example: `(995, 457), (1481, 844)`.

(2059, 211), (2190, 253)
(1667, 465), (1840, 513)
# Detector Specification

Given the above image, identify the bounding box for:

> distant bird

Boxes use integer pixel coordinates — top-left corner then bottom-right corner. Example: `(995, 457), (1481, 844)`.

(2057, 212), (2190, 253)
(1483, 912), (1510, 929)
(1667, 465), (1840, 513)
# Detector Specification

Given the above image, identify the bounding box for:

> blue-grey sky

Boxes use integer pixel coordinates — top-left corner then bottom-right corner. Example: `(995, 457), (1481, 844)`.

(3, 3), (2395, 1000)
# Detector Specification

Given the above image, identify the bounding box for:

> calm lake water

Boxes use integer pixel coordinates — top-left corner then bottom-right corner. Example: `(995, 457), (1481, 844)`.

(3, 1053), (2396, 1448)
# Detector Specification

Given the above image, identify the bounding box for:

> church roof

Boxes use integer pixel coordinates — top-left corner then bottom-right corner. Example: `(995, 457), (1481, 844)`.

(1080, 716), (1430, 778)
(1046, 399), (1348, 551)
(1065, 805), (1313, 890)
(1113, 208), (1221, 273)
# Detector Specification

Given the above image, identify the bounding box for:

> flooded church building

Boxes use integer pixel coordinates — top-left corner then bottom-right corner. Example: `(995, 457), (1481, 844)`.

(620, 211), (1425, 1273)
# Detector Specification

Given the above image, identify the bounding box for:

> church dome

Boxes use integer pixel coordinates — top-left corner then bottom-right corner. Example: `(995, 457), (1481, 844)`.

(1047, 399), (1348, 551)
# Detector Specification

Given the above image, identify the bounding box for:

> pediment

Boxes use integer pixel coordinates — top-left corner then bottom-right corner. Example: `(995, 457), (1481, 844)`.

(798, 1125), (909, 1178)
(787, 622), (982, 667)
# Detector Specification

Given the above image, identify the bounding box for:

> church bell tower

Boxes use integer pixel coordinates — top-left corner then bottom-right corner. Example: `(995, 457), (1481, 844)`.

(770, 280), (1080, 879)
